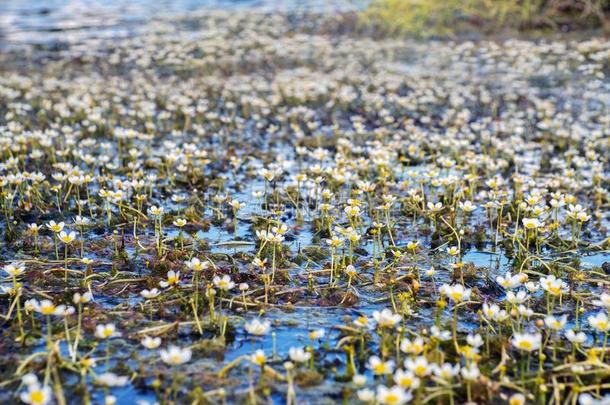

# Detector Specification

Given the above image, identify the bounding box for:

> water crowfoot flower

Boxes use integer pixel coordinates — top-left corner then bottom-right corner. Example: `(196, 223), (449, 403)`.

(288, 347), (311, 363)
(511, 333), (542, 352)
(244, 319), (271, 336)
(20, 381), (52, 405)
(160, 345), (192, 366)
(141, 336), (162, 349)
(376, 385), (411, 405)
(367, 356), (395, 375)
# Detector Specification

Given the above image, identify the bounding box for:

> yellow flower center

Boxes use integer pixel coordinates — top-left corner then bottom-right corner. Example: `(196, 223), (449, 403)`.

(450, 292), (462, 301)
(385, 393), (399, 405)
(374, 364), (386, 374)
(30, 390), (45, 404)
(398, 377), (412, 387)
(41, 306), (55, 315)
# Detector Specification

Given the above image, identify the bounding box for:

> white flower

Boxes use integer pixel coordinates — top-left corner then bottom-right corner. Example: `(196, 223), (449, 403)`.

(159, 271), (180, 288)
(344, 205), (361, 218)
(73, 292), (93, 304)
(511, 333), (542, 352)
(592, 293), (610, 309)
(496, 272), (522, 289)
(540, 275), (568, 296)
(460, 364), (480, 380)
(326, 236), (344, 249)
(482, 303), (500, 319)
(518, 305), (534, 318)
(544, 315), (568, 330)
(393, 369), (420, 389)
(367, 356), (394, 375)
(141, 288), (161, 299)
(185, 257), (209, 272)
(62, 306), (75, 316)
(74, 216), (91, 227)
(147, 206), (164, 217)
(508, 393), (526, 405)
(400, 337), (425, 355)
(372, 308), (401, 328)
(345, 264), (357, 277)
(271, 223), (288, 235)
(578, 393), (610, 405)
(446, 246), (460, 256)
(522, 218), (541, 229)
(357, 388), (375, 402)
(427, 201), (443, 213)
(588, 312), (610, 332)
(430, 326), (451, 341)
(95, 323), (120, 339)
(440, 284), (472, 303)
(244, 319), (271, 336)
(566, 330), (587, 345)
(58, 230), (76, 244)
(33, 300), (65, 316)
(404, 356), (430, 377)
(352, 374), (367, 387)
(250, 349), (266, 366)
(20, 383), (52, 405)
(3, 262), (25, 277)
(213, 275), (235, 291)
(173, 218), (187, 227)
(288, 347), (311, 363)
(376, 385), (411, 405)
(21, 373), (39, 386)
(466, 333), (483, 348)
(141, 336), (162, 349)
(432, 363), (460, 381)
(458, 200), (477, 213)
(228, 199), (244, 211)
(506, 291), (528, 305)
(46, 220), (65, 233)
(160, 345), (192, 366)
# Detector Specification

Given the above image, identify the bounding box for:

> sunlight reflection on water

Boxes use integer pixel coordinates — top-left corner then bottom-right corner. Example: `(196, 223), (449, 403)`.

(0, 0), (367, 47)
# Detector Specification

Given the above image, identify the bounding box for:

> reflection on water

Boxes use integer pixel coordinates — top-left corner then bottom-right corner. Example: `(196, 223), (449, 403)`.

(0, 0), (365, 47)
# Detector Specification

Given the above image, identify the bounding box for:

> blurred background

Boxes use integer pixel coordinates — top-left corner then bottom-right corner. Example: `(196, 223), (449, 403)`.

(1, 0), (607, 49)
(0, 0), (363, 47)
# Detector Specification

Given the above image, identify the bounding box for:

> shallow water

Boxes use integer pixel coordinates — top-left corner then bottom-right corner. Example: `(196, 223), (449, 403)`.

(0, 3), (609, 405)
(0, 0), (366, 47)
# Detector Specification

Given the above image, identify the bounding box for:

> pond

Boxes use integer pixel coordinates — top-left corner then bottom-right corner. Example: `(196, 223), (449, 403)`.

(0, 3), (609, 405)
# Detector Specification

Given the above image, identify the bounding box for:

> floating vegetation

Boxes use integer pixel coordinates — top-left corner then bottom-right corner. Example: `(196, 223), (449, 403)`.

(0, 5), (609, 405)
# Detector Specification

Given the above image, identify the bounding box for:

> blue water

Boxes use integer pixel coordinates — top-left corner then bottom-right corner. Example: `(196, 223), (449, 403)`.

(0, 0), (367, 47)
